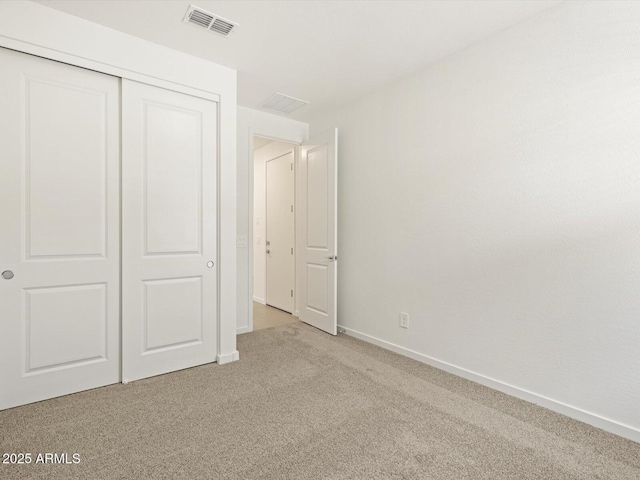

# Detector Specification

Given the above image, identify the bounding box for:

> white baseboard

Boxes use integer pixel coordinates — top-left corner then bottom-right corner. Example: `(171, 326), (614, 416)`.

(252, 296), (266, 304)
(338, 325), (640, 444)
(236, 326), (251, 335)
(217, 350), (240, 365)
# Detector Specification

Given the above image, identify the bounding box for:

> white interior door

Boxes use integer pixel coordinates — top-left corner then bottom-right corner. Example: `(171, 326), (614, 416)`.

(299, 129), (338, 335)
(266, 151), (295, 313)
(0, 48), (120, 409)
(122, 79), (218, 383)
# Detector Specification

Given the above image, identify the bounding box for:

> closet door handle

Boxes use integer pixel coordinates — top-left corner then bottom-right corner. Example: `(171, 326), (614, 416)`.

(1, 270), (14, 280)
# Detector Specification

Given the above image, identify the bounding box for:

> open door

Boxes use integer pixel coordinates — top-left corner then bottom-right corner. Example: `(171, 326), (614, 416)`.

(298, 128), (338, 335)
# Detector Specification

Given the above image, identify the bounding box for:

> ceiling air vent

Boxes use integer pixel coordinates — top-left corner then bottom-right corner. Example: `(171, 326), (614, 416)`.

(260, 93), (309, 115)
(183, 5), (238, 37)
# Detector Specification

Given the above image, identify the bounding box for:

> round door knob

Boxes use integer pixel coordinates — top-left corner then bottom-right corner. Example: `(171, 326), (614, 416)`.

(207, 261), (214, 268)
(2, 270), (14, 280)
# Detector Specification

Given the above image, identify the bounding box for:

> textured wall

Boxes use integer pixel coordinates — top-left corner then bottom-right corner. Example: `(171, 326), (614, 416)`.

(307, 1), (640, 437)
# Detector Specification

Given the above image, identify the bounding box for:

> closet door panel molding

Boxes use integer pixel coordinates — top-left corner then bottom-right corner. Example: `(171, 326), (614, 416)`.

(122, 79), (218, 382)
(0, 48), (120, 410)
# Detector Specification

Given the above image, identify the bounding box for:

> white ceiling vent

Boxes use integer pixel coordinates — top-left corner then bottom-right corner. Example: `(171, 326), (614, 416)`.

(183, 5), (238, 37)
(260, 93), (309, 115)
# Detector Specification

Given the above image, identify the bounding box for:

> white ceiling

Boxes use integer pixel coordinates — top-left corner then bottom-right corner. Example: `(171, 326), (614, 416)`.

(33, 0), (560, 122)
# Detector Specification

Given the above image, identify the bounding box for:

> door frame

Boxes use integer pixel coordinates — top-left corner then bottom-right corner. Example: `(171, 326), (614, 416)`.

(0, 38), (220, 103)
(248, 131), (301, 332)
(0, 37), (233, 370)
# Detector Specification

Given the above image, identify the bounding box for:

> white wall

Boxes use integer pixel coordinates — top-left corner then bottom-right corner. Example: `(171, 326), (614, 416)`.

(237, 107), (308, 332)
(307, 1), (640, 441)
(0, 0), (239, 363)
(253, 141), (297, 304)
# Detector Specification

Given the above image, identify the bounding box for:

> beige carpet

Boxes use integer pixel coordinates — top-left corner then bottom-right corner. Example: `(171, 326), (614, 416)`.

(1, 323), (638, 480)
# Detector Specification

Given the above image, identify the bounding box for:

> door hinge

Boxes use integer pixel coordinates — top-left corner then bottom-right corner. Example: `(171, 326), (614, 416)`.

(291, 163), (293, 171)
(291, 205), (293, 213)
(291, 289), (294, 297)
(291, 247), (293, 255)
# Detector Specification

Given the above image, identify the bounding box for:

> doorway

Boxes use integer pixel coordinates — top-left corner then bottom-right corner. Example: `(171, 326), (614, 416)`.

(247, 130), (338, 335)
(252, 136), (299, 330)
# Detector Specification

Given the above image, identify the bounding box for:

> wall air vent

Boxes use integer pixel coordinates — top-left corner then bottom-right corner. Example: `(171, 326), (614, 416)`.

(183, 5), (238, 37)
(259, 93), (309, 115)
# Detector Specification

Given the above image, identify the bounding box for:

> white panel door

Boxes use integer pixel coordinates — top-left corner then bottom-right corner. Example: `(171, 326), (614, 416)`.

(0, 48), (120, 409)
(122, 80), (217, 382)
(266, 151), (295, 313)
(299, 129), (338, 335)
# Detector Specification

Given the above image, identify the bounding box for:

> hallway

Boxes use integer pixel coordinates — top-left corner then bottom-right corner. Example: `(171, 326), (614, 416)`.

(253, 301), (299, 330)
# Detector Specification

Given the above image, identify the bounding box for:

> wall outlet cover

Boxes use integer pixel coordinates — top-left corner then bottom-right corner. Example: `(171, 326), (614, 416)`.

(400, 312), (409, 329)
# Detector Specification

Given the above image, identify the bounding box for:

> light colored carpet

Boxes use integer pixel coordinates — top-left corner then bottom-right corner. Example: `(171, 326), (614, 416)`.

(1, 322), (638, 479)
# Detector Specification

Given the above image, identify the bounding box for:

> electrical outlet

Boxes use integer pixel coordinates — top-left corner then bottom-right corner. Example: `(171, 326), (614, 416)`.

(399, 312), (409, 329)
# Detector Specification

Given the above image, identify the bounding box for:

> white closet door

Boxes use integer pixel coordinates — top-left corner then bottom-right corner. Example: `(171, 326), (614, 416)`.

(122, 80), (218, 382)
(0, 48), (121, 409)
